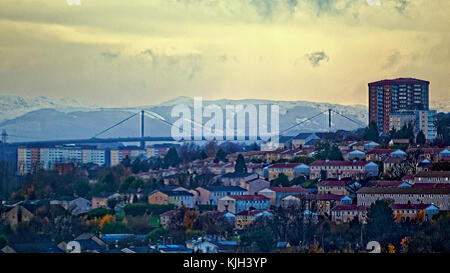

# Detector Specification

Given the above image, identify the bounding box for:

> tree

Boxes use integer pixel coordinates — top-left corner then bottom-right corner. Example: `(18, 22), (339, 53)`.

(214, 149), (227, 163)
(165, 148), (181, 167)
(271, 173), (291, 187)
(366, 200), (394, 242)
(363, 121), (379, 142)
(406, 232), (432, 253)
(234, 154), (247, 174)
(416, 130), (426, 145)
(0, 234), (8, 249)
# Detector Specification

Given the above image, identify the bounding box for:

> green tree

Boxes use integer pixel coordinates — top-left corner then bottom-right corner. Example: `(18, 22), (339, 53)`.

(165, 147), (181, 167)
(271, 173), (291, 187)
(416, 131), (426, 145)
(101, 222), (130, 234)
(234, 154), (247, 174)
(366, 200), (394, 242)
(214, 149), (227, 163)
(363, 121), (379, 142)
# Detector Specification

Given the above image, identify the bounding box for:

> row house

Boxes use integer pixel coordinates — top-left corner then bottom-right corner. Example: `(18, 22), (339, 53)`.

(246, 163), (269, 177)
(258, 187), (308, 206)
(331, 204), (368, 224)
(208, 162), (234, 175)
(217, 195), (270, 214)
(220, 173), (259, 188)
(195, 186), (248, 205)
(317, 180), (349, 195)
(299, 194), (344, 216)
(356, 187), (450, 210)
(406, 147), (448, 162)
(383, 156), (405, 175)
(246, 178), (270, 195)
(365, 149), (396, 162)
(309, 161), (378, 180)
(235, 210), (273, 230)
(267, 163), (310, 180)
(391, 204), (439, 221)
(409, 171), (450, 184)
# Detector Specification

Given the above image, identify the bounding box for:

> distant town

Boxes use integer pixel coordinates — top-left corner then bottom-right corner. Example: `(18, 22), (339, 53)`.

(0, 78), (449, 253)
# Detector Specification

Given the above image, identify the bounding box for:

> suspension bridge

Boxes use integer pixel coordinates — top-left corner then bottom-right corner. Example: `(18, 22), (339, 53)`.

(1, 108), (366, 147)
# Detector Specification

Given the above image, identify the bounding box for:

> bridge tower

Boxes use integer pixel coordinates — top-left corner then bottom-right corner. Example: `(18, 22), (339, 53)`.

(140, 110), (145, 148)
(1, 129), (7, 144)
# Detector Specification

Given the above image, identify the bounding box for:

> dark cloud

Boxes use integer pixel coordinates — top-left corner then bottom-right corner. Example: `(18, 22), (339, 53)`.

(305, 51), (329, 67)
(100, 51), (119, 59)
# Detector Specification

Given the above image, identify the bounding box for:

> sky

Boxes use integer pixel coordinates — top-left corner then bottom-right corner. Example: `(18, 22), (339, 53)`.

(0, 0), (449, 107)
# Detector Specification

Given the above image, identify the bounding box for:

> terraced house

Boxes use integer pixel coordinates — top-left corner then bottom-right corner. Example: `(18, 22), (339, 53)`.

(309, 160), (378, 180)
(356, 187), (450, 210)
(217, 195), (270, 214)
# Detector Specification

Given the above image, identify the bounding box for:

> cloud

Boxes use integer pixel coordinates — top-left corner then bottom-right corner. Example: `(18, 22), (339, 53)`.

(100, 51), (119, 59)
(305, 51), (330, 67)
(382, 50), (401, 69)
(393, 0), (409, 13)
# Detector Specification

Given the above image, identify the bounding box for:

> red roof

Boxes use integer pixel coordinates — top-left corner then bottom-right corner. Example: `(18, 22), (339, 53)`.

(229, 195), (269, 200)
(370, 181), (403, 187)
(390, 204), (430, 210)
(368, 78), (429, 86)
(269, 187), (308, 193)
(413, 183), (450, 189)
(236, 210), (269, 216)
(303, 194), (344, 201)
(384, 157), (404, 163)
(331, 205), (368, 211)
(318, 181), (346, 187)
(310, 161), (369, 167)
(268, 163), (303, 169)
(366, 149), (396, 155)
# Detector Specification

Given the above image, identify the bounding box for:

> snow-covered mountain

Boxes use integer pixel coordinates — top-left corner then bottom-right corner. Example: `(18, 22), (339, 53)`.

(0, 94), (446, 142)
(0, 94), (103, 122)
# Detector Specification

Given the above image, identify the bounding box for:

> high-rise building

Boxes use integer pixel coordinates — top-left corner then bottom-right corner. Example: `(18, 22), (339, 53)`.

(368, 78), (429, 133)
(389, 110), (437, 141)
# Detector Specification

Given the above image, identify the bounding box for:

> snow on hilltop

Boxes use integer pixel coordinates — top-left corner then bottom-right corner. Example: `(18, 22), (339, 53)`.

(0, 94), (103, 122)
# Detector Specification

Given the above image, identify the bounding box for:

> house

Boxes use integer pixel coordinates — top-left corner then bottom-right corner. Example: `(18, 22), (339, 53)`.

(220, 173), (259, 188)
(0, 203), (36, 228)
(440, 149), (450, 160)
(389, 138), (410, 146)
(235, 210), (273, 230)
(91, 193), (114, 209)
(391, 204), (436, 221)
(73, 233), (107, 253)
(195, 186), (247, 205)
(383, 157), (405, 175)
(331, 204), (368, 224)
(155, 244), (192, 253)
(291, 133), (320, 149)
(148, 190), (169, 205)
(160, 210), (180, 229)
(217, 195), (270, 214)
(410, 171), (450, 184)
(317, 181), (349, 195)
(246, 178), (270, 195)
(68, 197), (91, 216)
(208, 162), (233, 175)
(356, 187), (450, 210)
(407, 147), (447, 162)
(309, 161), (378, 180)
(267, 163), (310, 180)
(246, 163), (269, 177)
(366, 149), (396, 161)
(347, 150), (366, 161)
(258, 187), (308, 206)
(300, 194), (344, 216)
(369, 180), (404, 188)
(363, 141), (379, 151)
(167, 191), (194, 208)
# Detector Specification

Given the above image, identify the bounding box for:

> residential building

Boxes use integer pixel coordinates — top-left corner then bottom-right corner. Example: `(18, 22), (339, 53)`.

(148, 190), (169, 205)
(217, 195), (270, 214)
(258, 187), (308, 206)
(267, 163), (310, 180)
(368, 78), (429, 134)
(309, 161), (378, 180)
(318, 181), (349, 195)
(195, 186), (248, 205)
(356, 187), (450, 210)
(235, 210), (273, 230)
